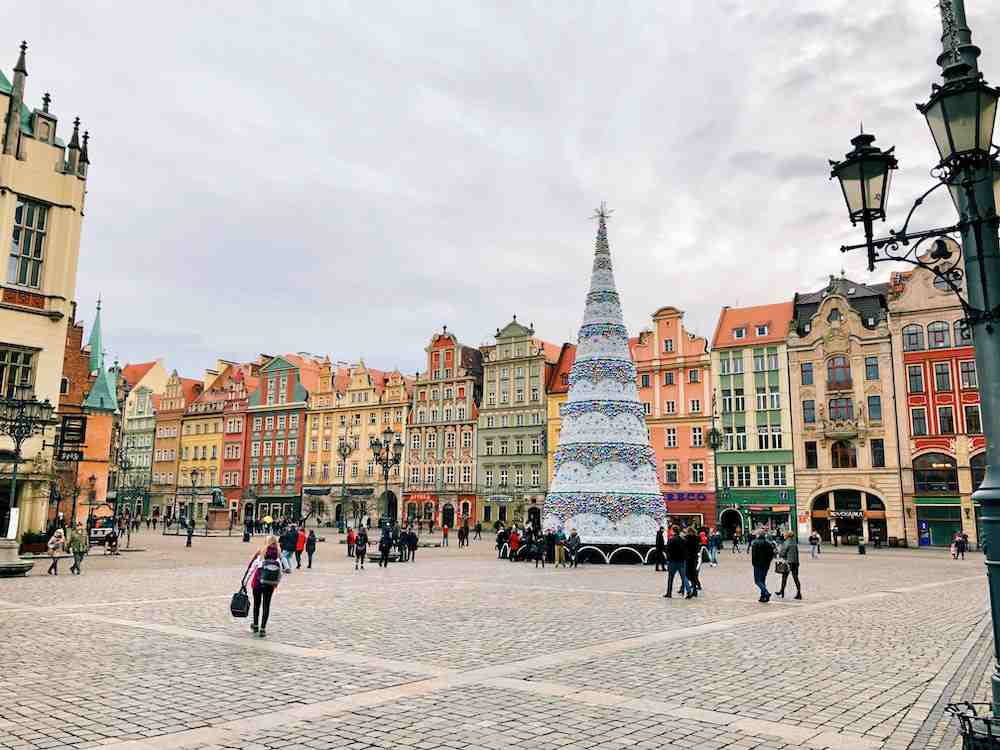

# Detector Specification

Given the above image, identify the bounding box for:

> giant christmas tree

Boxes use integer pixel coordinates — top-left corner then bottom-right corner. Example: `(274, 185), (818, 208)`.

(542, 206), (665, 545)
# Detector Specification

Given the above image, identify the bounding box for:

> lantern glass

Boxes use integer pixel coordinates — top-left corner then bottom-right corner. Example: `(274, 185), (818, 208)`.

(831, 132), (896, 224)
(921, 80), (1000, 163)
(993, 161), (1000, 216)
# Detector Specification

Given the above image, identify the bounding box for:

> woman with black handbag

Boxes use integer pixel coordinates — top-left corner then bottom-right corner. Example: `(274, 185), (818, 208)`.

(248, 535), (282, 637)
(776, 531), (801, 600)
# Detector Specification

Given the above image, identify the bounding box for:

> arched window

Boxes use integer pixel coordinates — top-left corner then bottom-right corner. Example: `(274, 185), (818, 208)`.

(831, 440), (857, 469)
(827, 356), (851, 388)
(827, 308), (842, 323)
(913, 452), (958, 493)
(927, 321), (951, 349)
(954, 320), (973, 346)
(902, 324), (924, 351)
(865, 493), (886, 511)
(972, 453), (986, 492)
(812, 494), (830, 511)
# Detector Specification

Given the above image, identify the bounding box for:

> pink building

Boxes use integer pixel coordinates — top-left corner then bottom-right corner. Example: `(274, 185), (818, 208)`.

(632, 307), (715, 528)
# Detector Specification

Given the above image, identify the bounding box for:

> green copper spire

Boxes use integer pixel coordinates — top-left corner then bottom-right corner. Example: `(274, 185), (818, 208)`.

(87, 296), (103, 374)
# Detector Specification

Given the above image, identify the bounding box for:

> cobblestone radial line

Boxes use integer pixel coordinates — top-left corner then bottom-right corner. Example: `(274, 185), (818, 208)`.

(81, 573), (983, 750)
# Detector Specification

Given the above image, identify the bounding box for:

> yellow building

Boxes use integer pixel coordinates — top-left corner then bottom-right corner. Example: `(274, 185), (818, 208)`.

(177, 385), (225, 520)
(1, 43), (91, 541)
(304, 362), (412, 525)
(545, 344), (575, 484)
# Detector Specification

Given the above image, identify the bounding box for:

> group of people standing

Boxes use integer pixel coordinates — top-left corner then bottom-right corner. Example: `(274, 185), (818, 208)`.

(495, 524), (582, 567)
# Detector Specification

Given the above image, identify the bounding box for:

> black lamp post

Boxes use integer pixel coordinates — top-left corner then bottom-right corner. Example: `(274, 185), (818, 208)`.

(0, 384), (55, 538)
(188, 467), (200, 522)
(371, 426), (403, 526)
(831, 0), (1000, 719)
(337, 432), (355, 526)
(86, 474), (97, 531)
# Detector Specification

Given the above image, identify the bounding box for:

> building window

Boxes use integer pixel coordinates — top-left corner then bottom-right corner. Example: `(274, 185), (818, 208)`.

(903, 324), (924, 351)
(499, 469), (508, 487)
(665, 400), (676, 414)
(688, 369), (700, 383)
(721, 390), (732, 413)
(514, 438), (524, 455)
(800, 362), (813, 385)
(934, 362), (952, 391)
(484, 470), (493, 487)
(462, 431), (472, 449)
(721, 466), (735, 487)
(663, 371), (674, 386)
(911, 408), (928, 436)
(462, 464), (472, 484)
(960, 360), (978, 389)
(773, 464), (786, 485)
(757, 425), (771, 450)
(914, 452), (959, 493)
(0, 345), (36, 399)
(768, 387), (780, 411)
(865, 356), (879, 380)
(664, 462), (678, 484)
(928, 321), (951, 349)
(805, 441), (818, 469)
(445, 432), (456, 449)
(733, 388), (745, 412)
(870, 439), (885, 468)
(665, 427), (676, 448)
(827, 356), (851, 388)
(733, 327), (746, 339)
(965, 404), (982, 434)
(664, 339), (673, 352)
(411, 433), (421, 449)
(640, 374), (650, 388)
(829, 397), (853, 421)
(771, 424), (782, 449)
(642, 402), (651, 415)
(803, 400), (816, 424)
(753, 351), (766, 372)
(955, 320), (973, 345)
(736, 466), (751, 487)
(938, 406), (955, 434)
(756, 465), (771, 486)
(756, 386), (767, 411)
(690, 399), (701, 413)
(410, 466), (420, 483)
(7, 198), (48, 288)
(907, 365), (925, 393)
(867, 395), (882, 422)
(691, 426), (703, 447)
(756, 325), (769, 336)
(691, 462), (704, 483)
(831, 440), (857, 469)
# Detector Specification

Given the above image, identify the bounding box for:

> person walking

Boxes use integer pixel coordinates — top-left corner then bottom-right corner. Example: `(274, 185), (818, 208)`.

(565, 529), (581, 568)
(708, 529), (721, 567)
(509, 528), (521, 562)
(354, 526), (368, 570)
(249, 536), (282, 637)
(186, 518), (195, 548)
(408, 527), (419, 562)
(653, 526), (666, 572)
(305, 530), (317, 569)
(831, 525), (839, 547)
(346, 527), (356, 558)
(684, 527), (701, 598)
(67, 523), (88, 575)
(378, 527), (392, 568)
(808, 531), (821, 559)
(398, 528), (409, 562)
(776, 531), (802, 600)
(554, 528), (566, 567)
(46, 528), (65, 575)
(279, 526), (297, 571)
(442, 524), (449, 547)
(750, 530), (775, 603)
(474, 522), (482, 541)
(295, 527), (306, 569)
(664, 525), (689, 598)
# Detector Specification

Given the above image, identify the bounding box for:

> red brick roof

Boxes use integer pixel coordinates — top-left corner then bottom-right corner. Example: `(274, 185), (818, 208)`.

(712, 302), (794, 349)
(180, 377), (203, 404)
(121, 361), (157, 387)
(546, 343), (576, 394)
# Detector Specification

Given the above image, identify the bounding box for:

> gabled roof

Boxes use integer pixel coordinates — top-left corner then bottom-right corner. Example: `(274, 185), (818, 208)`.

(84, 366), (118, 413)
(793, 276), (888, 334)
(546, 343), (576, 395)
(180, 378), (203, 404)
(712, 302), (794, 349)
(121, 361), (157, 388)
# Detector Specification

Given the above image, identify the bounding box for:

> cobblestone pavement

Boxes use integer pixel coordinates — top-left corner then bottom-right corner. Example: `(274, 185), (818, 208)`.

(0, 529), (991, 749)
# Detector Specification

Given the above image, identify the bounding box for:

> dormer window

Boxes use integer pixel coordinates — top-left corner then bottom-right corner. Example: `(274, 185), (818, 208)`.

(827, 309), (841, 323)
(755, 325), (768, 336)
(733, 327), (746, 340)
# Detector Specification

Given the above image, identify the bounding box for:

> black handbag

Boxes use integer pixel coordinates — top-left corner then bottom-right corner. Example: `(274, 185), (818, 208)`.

(230, 557), (255, 618)
(230, 587), (250, 618)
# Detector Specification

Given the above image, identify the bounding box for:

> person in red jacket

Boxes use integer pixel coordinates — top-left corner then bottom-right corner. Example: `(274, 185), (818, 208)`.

(295, 527), (306, 569)
(346, 527), (356, 558)
(509, 529), (521, 561)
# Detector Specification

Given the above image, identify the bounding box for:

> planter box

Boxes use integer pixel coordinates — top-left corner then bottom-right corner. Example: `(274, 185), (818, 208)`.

(19, 542), (47, 555)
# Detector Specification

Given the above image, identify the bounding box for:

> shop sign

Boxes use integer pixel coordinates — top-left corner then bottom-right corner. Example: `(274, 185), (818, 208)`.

(60, 415), (87, 445)
(304, 487), (331, 496)
(407, 493), (436, 502)
(830, 510), (864, 519)
(662, 491), (713, 502)
(348, 487), (373, 496)
(488, 495), (513, 503)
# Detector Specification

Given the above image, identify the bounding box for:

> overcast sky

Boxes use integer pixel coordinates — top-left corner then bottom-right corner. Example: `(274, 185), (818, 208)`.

(14, 1), (1000, 377)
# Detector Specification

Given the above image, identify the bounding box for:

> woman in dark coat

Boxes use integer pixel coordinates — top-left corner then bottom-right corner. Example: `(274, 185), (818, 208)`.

(684, 527), (701, 599)
(305, 530), (317, 569)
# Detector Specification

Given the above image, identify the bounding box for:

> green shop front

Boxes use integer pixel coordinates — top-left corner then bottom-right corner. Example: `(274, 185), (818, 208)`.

(716, 488), (797, 541)
(915, 496), (963, 547)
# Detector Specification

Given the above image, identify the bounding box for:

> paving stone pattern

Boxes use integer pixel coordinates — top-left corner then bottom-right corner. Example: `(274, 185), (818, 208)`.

(0, 530), (993, 750)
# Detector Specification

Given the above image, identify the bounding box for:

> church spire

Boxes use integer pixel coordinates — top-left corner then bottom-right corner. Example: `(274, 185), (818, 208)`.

(3, 41), (28, 157)
(83, 296), (118, 413)
(87, 296), (103, 374)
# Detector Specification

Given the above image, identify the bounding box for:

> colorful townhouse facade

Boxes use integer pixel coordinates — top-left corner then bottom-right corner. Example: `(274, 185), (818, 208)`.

(477, 318), (559, 527)
(245, 354), (322, 521)
(177, 384), (226, 520)
(710, 303), (797, 538)
(151, 372), (202, 521)
(216, 362), (257, 520)
(117, 360), (168, 518)
(888, 254), (985, 546)
(303, 362), (411, 525)
(788, 277), (905, 545)
(545, 343), (576, 486)
(1, 43), (91, 538)
(632, 307), (714, 529)
(404, 328), (483, 528)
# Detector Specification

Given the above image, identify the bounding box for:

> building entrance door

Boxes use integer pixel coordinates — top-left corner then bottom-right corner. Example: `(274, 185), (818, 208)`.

(528, 505), (541, 529)
(719, 509), (742, 540)
(442, 503), (455, 528)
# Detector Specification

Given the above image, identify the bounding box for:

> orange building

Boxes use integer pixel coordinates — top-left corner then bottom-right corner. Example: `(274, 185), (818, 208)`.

(632, 306), (715, 528)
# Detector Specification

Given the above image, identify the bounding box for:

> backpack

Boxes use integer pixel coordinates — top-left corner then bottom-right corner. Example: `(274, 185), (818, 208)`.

(259, 558), (282, 586)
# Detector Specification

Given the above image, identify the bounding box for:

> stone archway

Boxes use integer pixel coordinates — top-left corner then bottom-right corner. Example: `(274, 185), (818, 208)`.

(719, 508), (743, 540)
(442, 503), (455, 528)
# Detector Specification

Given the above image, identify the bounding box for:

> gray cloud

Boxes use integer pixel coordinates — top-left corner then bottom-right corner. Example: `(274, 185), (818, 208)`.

(13, 0), (1000, 375)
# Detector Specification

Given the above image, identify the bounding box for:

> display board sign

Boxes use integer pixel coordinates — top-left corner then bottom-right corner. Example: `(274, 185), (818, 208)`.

(830, 510), (864, 519)
(60, 415), (87, 445)
(57, 448), (84, 462)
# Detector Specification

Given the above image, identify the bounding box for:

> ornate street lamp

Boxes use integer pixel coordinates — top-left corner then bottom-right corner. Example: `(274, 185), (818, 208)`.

(832, 0), (1000, 724)
(86, 474), (97, 530)
(337, 433), (356, 526)
(188, 467), (200, 523)
(371, 426), (404, 527)
(0, 383), (55, 538)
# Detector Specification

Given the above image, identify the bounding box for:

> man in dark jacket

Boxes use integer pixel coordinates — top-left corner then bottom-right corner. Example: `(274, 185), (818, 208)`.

(750, 530), (775, 602)
(654, 526), (666, 572)
(684, 527), (701, 598)
(664, 526), (689, 598)
(280, 527), (298, 572)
